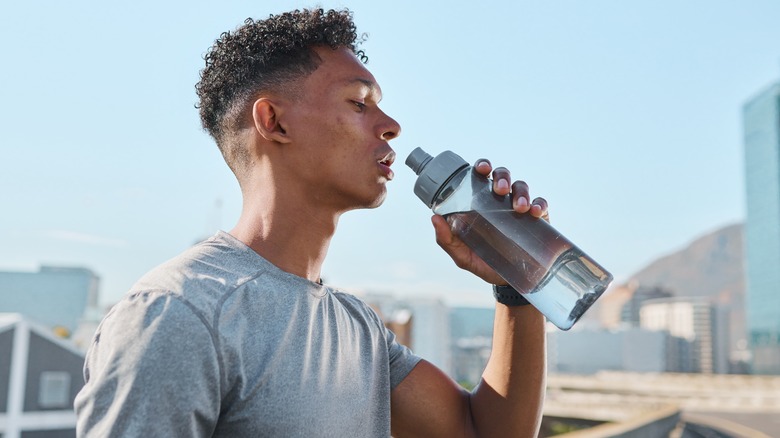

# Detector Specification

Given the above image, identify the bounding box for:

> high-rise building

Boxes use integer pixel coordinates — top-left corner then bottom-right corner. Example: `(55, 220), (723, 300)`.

(547, 327), (670, 374)
(0, 266), (99, 334)
(450, 306), (494, 386)
(361, 292), (453, 375)
(640, 297), (726, 373)
(743, 80), (780, 375)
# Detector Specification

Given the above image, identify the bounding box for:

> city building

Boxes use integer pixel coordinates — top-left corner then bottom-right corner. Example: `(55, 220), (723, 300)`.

(640, 297), (727, 373)
(0, 266), (99, 336)
(408, 297), (452, 374)
(449, 306), (494, 386)
(547, 327), (669, 374)
(743, 79), (780, 374)
(361, 292), (453, 375)
(619, 285), (673, 326)
(594, 282), (637, 329)
(0, 313), (85, 437)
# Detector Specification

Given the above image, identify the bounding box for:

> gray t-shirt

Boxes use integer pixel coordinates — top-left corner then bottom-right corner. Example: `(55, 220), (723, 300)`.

(75, 231), (421, 437)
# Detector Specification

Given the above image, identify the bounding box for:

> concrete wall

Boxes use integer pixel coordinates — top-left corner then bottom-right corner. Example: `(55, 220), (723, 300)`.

(555, 406), (680, 438)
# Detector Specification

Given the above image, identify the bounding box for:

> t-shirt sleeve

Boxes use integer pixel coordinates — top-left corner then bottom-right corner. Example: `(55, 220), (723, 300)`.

(384, 324), (422, 389)
(75, 291), (221, 437)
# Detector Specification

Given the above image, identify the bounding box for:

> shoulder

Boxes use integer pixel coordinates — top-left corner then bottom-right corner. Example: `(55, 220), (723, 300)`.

(83, 291), (223, 395)
(330, 290), (383, 322)
(127, 231), (271, 315)
(77, 292), (223, 435)
(95, 290), (216, 352)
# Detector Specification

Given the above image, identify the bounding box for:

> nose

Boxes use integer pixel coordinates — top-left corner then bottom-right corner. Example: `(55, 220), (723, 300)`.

(379, 110), (401, 141)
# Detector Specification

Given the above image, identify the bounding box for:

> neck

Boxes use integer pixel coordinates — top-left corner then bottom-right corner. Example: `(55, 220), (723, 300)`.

(229, 182), (339, 284)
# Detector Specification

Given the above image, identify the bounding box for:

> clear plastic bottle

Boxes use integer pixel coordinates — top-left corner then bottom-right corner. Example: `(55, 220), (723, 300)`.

(406, 147), (613, 330)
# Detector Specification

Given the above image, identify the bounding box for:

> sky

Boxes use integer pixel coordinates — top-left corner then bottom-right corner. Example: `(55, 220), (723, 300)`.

(1, 0), (779, 308)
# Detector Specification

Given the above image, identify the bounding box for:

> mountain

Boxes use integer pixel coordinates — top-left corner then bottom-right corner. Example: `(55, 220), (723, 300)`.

(591, 223), (745, 335)
(629, 223), (744, 301)
(593, 223), (747, 356)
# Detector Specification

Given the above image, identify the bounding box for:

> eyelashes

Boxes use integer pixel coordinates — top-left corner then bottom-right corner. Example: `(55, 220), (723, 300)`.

(351, 101), (366, 112)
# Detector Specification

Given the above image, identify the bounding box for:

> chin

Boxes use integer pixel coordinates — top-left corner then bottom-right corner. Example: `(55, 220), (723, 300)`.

(369, 188), (388, 208)
(345, 189), (387, 212)
(366, 197), (386, 209)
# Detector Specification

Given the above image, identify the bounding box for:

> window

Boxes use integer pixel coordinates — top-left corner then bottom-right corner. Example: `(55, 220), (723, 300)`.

(39, 371), (71, 408)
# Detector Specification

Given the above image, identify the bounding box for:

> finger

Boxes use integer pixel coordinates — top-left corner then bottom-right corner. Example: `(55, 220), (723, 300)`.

(473, 159), (492, 177)
(431, 214), (454, 247)
(431, 215), (472, 270)
(530, 197), (549, 218)
(491, 166), (511, 196)
(511, 180), (530, 213)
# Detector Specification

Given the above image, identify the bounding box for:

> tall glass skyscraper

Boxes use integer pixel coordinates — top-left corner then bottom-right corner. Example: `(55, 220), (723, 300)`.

(0, 266), (99, 334)
(743, 80), (780, 375)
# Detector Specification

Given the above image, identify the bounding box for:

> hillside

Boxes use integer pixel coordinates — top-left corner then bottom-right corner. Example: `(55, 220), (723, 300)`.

(629, 223), (744, 301)
(620, 223), (746, 353)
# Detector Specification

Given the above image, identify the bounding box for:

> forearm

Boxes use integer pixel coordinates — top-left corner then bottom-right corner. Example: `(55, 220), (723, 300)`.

(469, 304), (547, 438)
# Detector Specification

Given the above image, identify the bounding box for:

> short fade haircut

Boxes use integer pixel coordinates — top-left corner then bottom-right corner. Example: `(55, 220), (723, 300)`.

(195, 8), (366, 175)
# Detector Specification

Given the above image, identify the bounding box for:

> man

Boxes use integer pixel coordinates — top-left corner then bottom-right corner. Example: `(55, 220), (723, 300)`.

(75, 8), (547, 437)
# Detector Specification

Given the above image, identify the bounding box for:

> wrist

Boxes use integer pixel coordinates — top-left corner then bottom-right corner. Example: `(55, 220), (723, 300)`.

(492, 284), (531, 306)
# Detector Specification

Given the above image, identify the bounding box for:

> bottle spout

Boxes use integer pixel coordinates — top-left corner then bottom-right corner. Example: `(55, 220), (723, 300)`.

(406, 148), (469, 207)
(405, 147), (433, 175)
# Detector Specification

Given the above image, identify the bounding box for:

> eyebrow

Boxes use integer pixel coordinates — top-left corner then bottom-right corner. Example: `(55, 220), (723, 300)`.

(347, 78), (382, 101)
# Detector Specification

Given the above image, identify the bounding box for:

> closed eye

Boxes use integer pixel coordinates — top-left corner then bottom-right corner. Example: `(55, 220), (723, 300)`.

(352, 101), (366, 112)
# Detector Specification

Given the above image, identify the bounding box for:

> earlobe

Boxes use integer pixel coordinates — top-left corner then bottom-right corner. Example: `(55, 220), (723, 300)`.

(252, 98), (291, 144)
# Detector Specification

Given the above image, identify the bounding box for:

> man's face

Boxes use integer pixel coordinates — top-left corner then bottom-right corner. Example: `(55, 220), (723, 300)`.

(282, 46), (401, 212)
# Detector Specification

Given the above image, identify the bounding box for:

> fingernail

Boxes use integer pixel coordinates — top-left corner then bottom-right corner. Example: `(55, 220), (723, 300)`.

(497, 179), (509, 192)
(515, 197), (529, 210)
(531, 204), (542, 215)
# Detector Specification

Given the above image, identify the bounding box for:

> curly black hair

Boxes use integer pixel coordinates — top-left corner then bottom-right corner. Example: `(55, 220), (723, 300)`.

(196, 8), (366, 163)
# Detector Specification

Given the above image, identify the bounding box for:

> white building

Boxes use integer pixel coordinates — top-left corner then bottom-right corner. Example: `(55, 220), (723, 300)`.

(361, 293), (453, 375)
(0, 314), (85, 438)
(640, 297), (727, 374)
(548, 327), (669, 374)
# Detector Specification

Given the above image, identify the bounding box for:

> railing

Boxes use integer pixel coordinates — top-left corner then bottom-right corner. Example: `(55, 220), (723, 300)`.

(681, 413), (772, 438)
(552, 404), (680, 438)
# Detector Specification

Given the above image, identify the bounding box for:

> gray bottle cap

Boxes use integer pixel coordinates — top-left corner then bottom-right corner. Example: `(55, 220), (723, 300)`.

(405, 147), (469, 207)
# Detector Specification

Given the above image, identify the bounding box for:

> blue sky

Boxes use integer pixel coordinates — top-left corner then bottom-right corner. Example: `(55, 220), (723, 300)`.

(1, 0), (778, 307)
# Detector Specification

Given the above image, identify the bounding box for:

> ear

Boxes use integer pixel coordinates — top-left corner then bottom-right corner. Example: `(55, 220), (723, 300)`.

(252, 98), (292, 144)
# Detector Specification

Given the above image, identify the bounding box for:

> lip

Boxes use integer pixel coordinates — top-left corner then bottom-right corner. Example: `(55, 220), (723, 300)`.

(377, 161), (394, 180)
(377, 150), (396, 180)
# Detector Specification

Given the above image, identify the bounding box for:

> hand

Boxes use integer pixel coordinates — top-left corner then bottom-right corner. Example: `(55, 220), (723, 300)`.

(431, 159), (549, 285)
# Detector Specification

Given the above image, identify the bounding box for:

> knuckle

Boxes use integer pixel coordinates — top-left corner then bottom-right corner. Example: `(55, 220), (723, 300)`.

(492, 167), (511, 180)
(512, 180), (529, 190)
(453, 258), (469, 269)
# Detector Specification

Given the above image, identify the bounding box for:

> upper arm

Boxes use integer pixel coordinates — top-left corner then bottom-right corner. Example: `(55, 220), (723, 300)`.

(75, 292), (221, 437)
(390, 359), (476, 438)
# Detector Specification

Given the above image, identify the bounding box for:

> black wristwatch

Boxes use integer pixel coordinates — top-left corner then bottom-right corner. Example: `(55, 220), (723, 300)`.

(492, 284), (531, 306)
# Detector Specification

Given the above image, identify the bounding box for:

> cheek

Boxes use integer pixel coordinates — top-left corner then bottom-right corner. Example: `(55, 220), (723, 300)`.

(330, 116), (367, 148)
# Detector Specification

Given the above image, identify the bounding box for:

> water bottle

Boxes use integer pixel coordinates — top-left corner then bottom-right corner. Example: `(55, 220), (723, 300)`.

(405, 147), (613, 330)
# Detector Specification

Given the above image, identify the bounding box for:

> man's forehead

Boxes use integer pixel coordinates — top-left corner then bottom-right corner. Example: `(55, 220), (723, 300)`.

(311, 47), (381, 92)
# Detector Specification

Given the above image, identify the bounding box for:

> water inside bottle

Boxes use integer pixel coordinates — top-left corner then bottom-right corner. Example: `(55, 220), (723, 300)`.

(445, 209), (611, 330)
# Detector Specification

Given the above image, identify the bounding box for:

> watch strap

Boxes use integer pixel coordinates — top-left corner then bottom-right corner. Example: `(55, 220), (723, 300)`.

(492, 284), (531, 306)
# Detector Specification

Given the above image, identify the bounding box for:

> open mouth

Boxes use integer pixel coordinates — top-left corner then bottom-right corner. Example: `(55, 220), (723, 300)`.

(377, 151), (396, 180)
(378, 151), (396, 167)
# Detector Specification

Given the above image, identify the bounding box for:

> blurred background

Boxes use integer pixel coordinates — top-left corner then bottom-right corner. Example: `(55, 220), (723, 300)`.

(1, 1), (779, 436)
